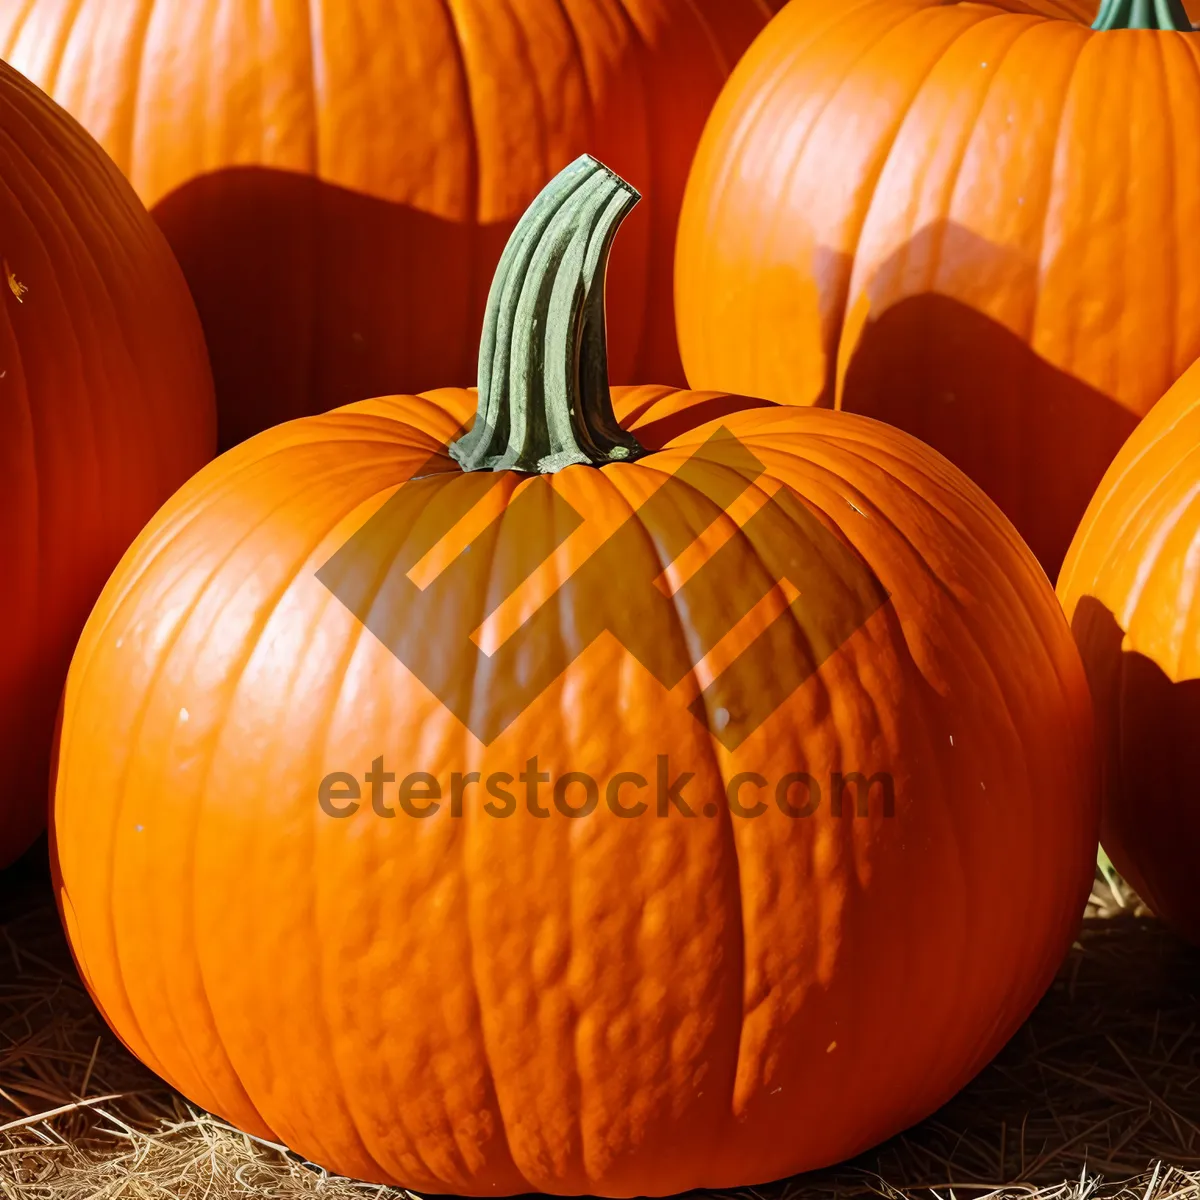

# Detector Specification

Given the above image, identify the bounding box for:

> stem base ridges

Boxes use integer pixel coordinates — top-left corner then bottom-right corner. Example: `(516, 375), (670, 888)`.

(1092, 0), (1191, 30)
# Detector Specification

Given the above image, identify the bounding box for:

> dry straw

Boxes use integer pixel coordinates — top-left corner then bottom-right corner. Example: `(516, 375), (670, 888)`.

(1, 852), (1197, 1200)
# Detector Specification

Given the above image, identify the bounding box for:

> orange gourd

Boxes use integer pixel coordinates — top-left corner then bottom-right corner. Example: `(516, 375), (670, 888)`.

(53, 157), (1096, 1195)
(1059, 356), (1200, 945)
(677, 0), (1196, 578)
(0, 0), (771, 449)
(0, 60), (214, 869)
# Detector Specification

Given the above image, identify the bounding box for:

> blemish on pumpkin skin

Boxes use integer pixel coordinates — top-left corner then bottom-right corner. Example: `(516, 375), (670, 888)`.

(5, 260), (27, 303)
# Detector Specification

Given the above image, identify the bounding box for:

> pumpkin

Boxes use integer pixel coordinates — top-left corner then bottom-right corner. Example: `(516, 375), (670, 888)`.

(676, 0), (1196, 579)
(1059, 356), (1200, 945)
(0, 59), (214, 869)
(0, 0), (771, 450)
(52, 155), (1096, 1195)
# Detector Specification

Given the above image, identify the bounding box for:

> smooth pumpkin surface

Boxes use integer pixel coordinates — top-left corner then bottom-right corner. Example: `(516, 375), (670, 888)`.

(52, 157), (1096, 1194)
(0, 0), (771, 448)
(1059, 356), (1200, 946)
(0, 59), (214, 869)
(677, 0), (1196, 578)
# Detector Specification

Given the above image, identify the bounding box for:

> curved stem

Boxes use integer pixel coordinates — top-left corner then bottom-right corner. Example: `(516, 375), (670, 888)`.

(1092, 0), (1191, 29)
(450, 155), (648, 474)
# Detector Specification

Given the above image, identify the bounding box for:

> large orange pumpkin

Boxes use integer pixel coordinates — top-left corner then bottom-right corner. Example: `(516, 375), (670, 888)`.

(0, 60), (214, 869)
(52, 157), (1096, 1195)
(1059, 355), (1200, 945)
(677, 0), (1196, 578)
(0, 0), (771, 449)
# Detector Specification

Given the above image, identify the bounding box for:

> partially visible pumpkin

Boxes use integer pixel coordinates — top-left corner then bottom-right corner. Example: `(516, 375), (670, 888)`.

(0, 0), (771, 449)
(677, 0), (1195, 578)
(52, 155), (1096, 1194)
(1059, 355), (1200, 945)
(0, 59), (214, 868)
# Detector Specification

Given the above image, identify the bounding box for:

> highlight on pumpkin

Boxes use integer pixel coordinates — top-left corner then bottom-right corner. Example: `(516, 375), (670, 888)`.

(4, 258), (27, 303)
(2, 2), (1198, 1197)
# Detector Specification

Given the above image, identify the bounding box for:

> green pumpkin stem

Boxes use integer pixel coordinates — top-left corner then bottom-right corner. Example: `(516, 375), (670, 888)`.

(450, 155), (648, 474)
(1092, 0), (1191, 29)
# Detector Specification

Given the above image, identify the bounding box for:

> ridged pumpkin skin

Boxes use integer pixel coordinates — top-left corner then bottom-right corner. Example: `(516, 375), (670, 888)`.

(677, 0), (1196, 578)
(1059, 357), (1200, 945)
(0, 60), (214, 868)
(53, 382), (1097, 1194)
(0, 0), (770, 448)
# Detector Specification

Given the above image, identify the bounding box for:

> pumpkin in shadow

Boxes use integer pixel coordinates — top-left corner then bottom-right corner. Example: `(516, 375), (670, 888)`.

(678, 0), (1194, 579)
(0, 0), (773, 448)
(1060, 355), (1200, 946)
(0, 59), (214, 868)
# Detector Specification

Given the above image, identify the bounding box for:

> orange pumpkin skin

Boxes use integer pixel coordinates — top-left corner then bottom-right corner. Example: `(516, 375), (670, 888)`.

(1059, 357), (1200, 945)
(676, 0), (1194, 579)
(0, 60), (214, 869)
(53, 383), (1097, 1194)
(0, 0), (771, 449)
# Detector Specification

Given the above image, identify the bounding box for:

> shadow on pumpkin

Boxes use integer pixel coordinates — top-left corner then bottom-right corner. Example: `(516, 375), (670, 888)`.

(1070, 595), (1200, 946)
(152, 166), (655, 452)
(630, 391), (779, 449)
(151, 168), (513, 450)
(835, 220), (1140, 580)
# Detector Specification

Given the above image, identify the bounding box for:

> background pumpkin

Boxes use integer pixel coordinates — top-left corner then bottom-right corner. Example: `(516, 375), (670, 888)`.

(0, 59), (214, 869)
(51, 156), (1097, 1195)
(1059, 355), (1200, 946)
(676, 0), (1195, 579)
(0, 0), (771, 449)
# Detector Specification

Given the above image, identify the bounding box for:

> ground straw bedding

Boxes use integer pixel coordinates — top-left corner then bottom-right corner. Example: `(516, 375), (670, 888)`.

(0, 846), (1196, 1200)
